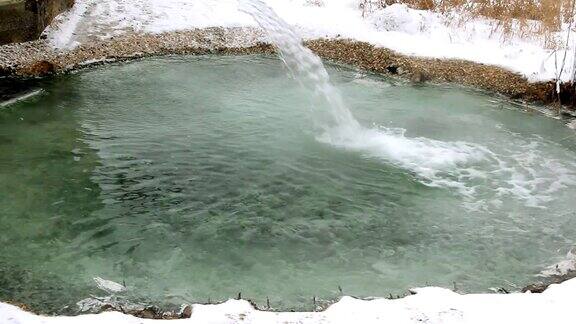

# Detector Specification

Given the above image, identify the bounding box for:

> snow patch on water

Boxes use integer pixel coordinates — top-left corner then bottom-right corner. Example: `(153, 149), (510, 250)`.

(94, 277), (127, 293)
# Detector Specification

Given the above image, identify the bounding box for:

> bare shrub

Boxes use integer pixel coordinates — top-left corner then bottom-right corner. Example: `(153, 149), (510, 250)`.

(305, 0), (325, 6)
(361, 0), (576, 48)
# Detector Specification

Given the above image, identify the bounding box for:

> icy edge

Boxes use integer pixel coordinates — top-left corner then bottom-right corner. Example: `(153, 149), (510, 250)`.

(2, 278), (576, 324)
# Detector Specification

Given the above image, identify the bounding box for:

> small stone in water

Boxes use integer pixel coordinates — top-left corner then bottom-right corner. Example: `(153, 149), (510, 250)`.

(180, 305), (192, 318)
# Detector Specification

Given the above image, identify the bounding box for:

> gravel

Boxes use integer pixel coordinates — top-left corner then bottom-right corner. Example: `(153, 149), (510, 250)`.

(0, 27), (565, 108)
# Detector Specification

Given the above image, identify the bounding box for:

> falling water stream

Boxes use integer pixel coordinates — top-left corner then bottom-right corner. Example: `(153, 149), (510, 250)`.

(239, 0), (360, 132)
(238, 0), (535, 206)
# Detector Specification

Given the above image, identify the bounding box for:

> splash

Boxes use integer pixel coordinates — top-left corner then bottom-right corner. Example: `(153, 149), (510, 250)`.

(238, 0), (576, 209)
(239, 3), (484, 176)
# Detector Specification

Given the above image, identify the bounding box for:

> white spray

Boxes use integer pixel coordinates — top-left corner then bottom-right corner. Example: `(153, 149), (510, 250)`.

(238, 0), (575, 210)
(239, 1), (481, 177)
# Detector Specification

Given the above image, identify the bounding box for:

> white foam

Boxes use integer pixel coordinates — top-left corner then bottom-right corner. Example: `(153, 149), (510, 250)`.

(240, 0), (488, 188)
(319, 125), (486, 176)
(493, 138), (576, 208)
(317, 121), (576, 212)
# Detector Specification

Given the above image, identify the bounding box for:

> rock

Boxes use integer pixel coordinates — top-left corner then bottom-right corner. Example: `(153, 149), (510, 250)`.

(522, 270), (576, 293)
(16, 60), (55, 76)
(522, 283), (548, 293)
(129, 306), (162, 319)
(180, 305), (192, 318)
(410, 69), (430, 83)
(0, 66), (13, 77)
(386, 65), (399, 74)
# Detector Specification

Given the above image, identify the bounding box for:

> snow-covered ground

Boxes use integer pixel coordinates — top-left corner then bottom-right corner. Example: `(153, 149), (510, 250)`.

(44, 0), (576, 82)
(1, 278), (575, 324)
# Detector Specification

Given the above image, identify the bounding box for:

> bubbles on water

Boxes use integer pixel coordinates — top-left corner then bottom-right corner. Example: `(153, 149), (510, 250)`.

(318, 124), (490, 200)
(490, 137), (576, 209)
(323, 124), (576, 211)
(319, 125), (486, 174)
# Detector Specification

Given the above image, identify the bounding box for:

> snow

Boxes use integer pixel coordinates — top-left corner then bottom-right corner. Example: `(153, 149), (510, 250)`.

(43, 0), (576, 82)
(539, 247), (576, 277)
(1, 278), (576, 324)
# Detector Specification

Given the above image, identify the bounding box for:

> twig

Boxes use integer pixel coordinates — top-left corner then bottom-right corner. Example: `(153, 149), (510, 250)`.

(557, 0), (576, 105)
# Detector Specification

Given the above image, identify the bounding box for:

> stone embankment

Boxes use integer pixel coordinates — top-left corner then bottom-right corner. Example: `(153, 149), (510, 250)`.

(1, 27), (572, 111)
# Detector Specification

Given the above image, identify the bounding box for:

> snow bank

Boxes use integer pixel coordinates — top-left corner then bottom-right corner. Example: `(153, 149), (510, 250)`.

(43, 0), (576, 82)
(540, 247), (576, 277)
(2, 278), (576, 324)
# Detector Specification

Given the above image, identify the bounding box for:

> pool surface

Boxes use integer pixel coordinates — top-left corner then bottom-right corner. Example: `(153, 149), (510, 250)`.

(1, 55), (576, 313)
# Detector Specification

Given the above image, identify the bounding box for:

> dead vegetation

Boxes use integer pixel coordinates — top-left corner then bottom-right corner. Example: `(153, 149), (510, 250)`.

(361, 0), (576, 48)
(360, 0), (576, 106)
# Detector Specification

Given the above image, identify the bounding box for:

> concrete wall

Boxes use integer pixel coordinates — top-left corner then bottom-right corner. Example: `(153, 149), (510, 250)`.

(0, 0), (74, 45)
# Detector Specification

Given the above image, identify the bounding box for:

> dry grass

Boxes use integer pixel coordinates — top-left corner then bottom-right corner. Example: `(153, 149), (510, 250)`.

(361, 0), (576, 47)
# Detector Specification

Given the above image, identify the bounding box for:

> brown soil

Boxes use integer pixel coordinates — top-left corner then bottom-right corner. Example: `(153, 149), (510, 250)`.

(14, 59), (55, 76)
(306, 39), (559, 106)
